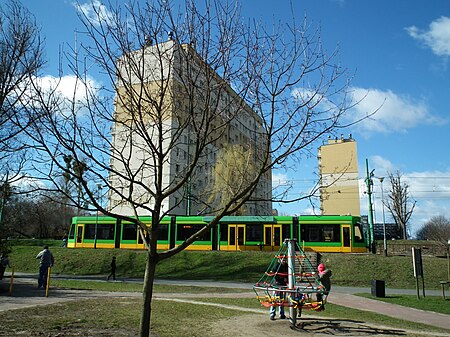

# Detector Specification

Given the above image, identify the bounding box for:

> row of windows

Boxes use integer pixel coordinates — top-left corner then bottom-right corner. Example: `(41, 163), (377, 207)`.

(74, 222), (363, 243)
(83, 224), (115, 240)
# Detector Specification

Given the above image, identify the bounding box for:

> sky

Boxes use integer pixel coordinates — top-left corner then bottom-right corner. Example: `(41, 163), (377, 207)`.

(19, 0), (450, 236)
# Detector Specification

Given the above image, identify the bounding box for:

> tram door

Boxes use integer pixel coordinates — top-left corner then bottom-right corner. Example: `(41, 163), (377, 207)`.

(264, 225), (282, 251)
(342, 225), (351, 252)
(228, 224), (245, 250)
(76, 224), (84, 247)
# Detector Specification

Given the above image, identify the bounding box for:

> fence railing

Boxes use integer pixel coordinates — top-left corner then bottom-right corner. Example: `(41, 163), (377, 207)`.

(375, 240), (448, 257)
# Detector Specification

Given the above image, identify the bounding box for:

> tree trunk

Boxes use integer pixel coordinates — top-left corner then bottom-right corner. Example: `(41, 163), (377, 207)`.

(139, 251), (157, 337)
(401, 222), (407, 240)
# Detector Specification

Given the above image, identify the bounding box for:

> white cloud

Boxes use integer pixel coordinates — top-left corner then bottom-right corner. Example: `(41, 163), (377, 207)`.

(37, 75), (99, 104)
(359, 165), (450, 236)
(292, 88), (326, 108)
(28, 74), (100, 117)
(369, 155), (396, 175)
(347, 87), (444, 135)
(404, 170), (450, 200)
(74, 0), (114, 27)
(406, 16), (450, 57)
(272, 172), (289, 189)
(10, 175), (46, 190)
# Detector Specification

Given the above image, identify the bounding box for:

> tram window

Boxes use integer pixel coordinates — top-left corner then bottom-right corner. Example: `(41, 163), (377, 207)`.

(159, 224), (168, 240)
(76, 226), (83, 243)
(122, 224), (138, 240)
(84, 224), (95, 239)
(246, 224), (262, 241)
(354, 223), (365, 243)
(177, 224), (210, 241)
(301, 224), (340, 242)
(282, 224), (290, 239)
(83, 223), (114, 240)
(323, 225), (338, 242)
(98, 224), (115, 240)
(219, 224), (227, 242)
(68, 224), (75, 239)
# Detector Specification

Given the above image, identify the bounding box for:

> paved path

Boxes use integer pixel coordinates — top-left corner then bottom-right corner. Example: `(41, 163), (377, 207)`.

(328, 292), (450, 330)
(1, 273), (449, 332)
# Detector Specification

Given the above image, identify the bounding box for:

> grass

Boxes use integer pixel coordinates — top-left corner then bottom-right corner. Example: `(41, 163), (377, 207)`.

(51, 279), (249, 293)
(1, 282), (449, 337)
(3, 243), (450, 336)
(10, 244), (449, 288)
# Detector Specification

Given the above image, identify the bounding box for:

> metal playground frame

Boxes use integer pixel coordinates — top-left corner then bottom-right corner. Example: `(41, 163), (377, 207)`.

(253, 239), (329, 326)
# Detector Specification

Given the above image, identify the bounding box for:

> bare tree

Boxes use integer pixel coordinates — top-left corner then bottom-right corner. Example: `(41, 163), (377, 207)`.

(385, 171), (416, 239)
(0, 0), (44, 246)
(24, 1), (361, 336)
(416, 215), (450, 246)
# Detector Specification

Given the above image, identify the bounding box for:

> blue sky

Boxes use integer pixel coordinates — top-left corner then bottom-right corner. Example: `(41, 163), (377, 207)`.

(21, 0), (450, 236)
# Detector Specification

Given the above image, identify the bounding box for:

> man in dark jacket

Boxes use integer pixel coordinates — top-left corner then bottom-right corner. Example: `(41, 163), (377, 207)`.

(36, 245), (54, 288)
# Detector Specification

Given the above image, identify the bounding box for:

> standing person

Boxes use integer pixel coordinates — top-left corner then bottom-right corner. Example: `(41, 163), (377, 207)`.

(61, 235), (68, 248)
(0, 252), (11, 280)
(107, 256), (116, 281)
(316, 263), (332, 309)
(36, 245), (54, 289)
(269, 255), (288, 320)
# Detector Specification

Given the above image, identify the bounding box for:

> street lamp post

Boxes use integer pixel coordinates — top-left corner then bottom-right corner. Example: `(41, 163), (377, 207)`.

(379, 177), (387, 257)
(447, 238), (450, 282)
(365, 159), (375, 253)
(93, 183), (102, 249)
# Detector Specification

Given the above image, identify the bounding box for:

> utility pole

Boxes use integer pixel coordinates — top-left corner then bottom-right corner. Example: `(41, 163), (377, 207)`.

(365, 159), (375, 253)
(379, 177), (387, 256)
(0, 175), (10, 233)
(94, 183), (102, 249)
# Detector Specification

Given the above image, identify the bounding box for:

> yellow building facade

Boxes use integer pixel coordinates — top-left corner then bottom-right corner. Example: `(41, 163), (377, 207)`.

(108, 40), (272, 216)
(318, 135), (360, 216)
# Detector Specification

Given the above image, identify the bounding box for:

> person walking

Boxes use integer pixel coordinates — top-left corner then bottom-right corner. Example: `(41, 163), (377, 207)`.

(61, 235), (68, 247)
(107, 256), (116, 281)
(0, 252), (11, 280)
(36, 245), (54, 289)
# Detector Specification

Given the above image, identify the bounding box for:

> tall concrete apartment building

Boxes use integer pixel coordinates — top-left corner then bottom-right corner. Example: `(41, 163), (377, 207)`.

(318, 135), (360, 216)
(108, 40), (272, 216)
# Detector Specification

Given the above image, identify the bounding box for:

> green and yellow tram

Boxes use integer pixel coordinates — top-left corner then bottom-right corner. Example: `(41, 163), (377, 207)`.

(68, 214), (367, 253)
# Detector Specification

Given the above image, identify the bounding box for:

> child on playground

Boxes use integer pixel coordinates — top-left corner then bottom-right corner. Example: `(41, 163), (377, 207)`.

(316, 263), (332, 308)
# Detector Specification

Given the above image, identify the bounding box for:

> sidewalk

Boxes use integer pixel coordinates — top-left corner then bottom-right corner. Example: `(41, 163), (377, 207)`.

(328, 292), (450, 330)
(1, 273), (449, 331)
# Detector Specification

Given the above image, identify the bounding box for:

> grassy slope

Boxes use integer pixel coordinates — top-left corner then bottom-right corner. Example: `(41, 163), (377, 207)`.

(8, 242), (449, 289)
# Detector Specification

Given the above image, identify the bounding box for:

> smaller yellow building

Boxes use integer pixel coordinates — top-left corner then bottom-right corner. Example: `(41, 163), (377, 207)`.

(318, 135), (360, 216)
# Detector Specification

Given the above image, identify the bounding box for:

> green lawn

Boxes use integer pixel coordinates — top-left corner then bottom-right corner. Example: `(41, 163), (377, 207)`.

(9, 244), (450, 289)
(2, 280), (449, 337)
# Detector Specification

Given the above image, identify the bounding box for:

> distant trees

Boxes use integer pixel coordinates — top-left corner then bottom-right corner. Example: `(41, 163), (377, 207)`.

(385, 171), (416, 239)
(2, 191), (76, 239)
(416, 215), (450, 246)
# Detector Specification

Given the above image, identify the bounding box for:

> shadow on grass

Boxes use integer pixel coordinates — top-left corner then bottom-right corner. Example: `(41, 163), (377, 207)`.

(291, 318), (406, 336)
